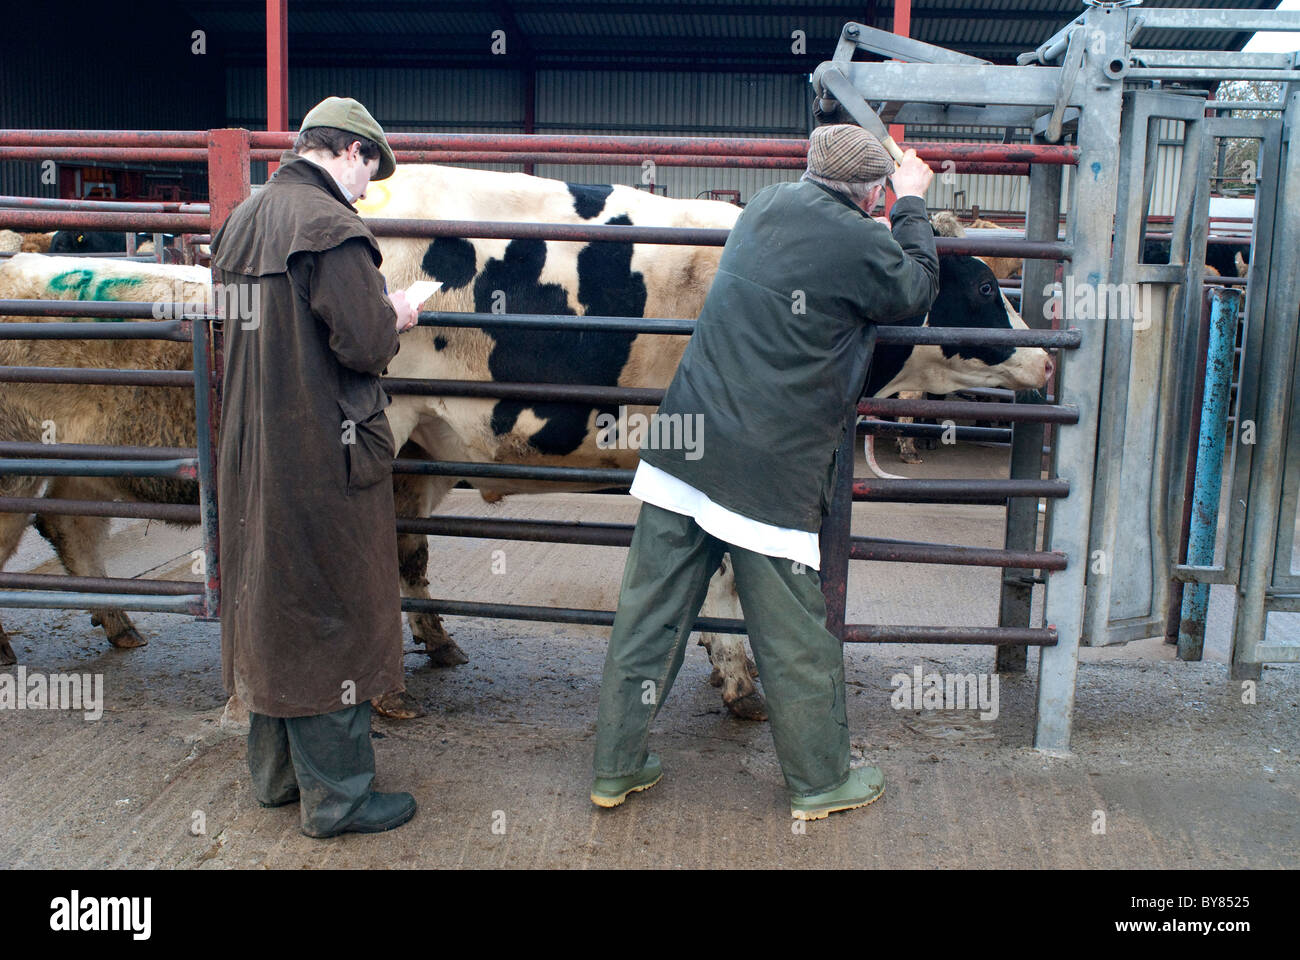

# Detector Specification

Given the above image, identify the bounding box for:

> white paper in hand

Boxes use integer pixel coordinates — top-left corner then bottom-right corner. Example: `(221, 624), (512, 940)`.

(404, 280), (443, 310)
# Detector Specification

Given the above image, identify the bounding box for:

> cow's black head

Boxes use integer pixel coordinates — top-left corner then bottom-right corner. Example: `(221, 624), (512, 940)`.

(865, 255), (1051, 397)
(48, 231), (153, 254)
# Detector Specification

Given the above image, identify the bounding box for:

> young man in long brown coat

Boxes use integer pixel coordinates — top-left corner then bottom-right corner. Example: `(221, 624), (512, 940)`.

(210, 97), (420, 838)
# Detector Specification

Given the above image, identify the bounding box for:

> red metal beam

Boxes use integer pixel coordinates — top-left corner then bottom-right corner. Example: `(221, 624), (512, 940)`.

(523, 67), (535, 177)
(247, 148), (1032, 175)
(883, 0), (911, 216)
(0, 131), (208, 147)
(266, 0), (289, 177)
(207, 129), (251, 235)
(0, 147), (208, 163)
(248, 132), (1081, 164)
(0, 130), (1080, 165)
(0, 210), (209, 231)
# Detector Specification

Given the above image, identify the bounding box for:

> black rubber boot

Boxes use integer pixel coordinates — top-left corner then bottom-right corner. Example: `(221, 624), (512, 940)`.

(247, 711), (301, 807)
(331, 790), (418, 834)
(284, 702), (416, 838)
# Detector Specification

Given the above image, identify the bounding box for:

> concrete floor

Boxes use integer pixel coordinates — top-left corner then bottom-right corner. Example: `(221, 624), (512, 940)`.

(0, 441), (1296, 868)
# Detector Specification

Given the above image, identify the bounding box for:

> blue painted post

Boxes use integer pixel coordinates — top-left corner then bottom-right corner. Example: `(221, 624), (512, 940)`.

(1179, 287), (1244, 660)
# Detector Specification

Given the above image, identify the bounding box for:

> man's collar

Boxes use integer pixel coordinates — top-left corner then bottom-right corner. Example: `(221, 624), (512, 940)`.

(804, 177), (871, 220)
(270, 151), (357, 210)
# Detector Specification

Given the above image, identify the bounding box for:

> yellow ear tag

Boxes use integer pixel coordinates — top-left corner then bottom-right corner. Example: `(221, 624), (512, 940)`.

(354, 182), (390, 214)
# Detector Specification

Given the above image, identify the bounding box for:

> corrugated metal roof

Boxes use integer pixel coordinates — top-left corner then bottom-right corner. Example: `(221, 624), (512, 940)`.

(176, 0), (1288, 68)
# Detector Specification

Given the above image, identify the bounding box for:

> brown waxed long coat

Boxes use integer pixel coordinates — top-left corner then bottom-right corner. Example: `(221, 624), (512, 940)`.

(211, 152), (403, 718)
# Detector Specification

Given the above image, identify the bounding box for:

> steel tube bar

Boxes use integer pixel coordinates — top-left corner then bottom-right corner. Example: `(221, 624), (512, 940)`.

(400, 597), (1058, 645)
(0, 367), (194, 387)
(0, 147), (209, 163)
(401, 597), (748, 635)
(382, 378), (663, 405)
(858, 420), (1012, 443)
(0, 210), (209, 232)
(246, 129), (1080, 163)
(850, 539), (1065, 569)
(417, 310), (1081, 347)
(0, 130), (209, 147)
(853, 478), (1069, 503)
(0, 317), (196, 337)
(393, 457), (633, 485)
(1137, 8), (1300, 31)
(0, 458), (197, 479)
(250, 149), (1032, 176)
(192, 315), (220, 619)
(0, 497), (198, 522)
(0, 442), (195, 460)
(843, 624), (1058, 645)
(0, 195), (208, 213)
(0, 590), (203, 615)
(859, 397), (1079, 423)
(368, 218), (1073, 260)
(0, 572), (200, 596)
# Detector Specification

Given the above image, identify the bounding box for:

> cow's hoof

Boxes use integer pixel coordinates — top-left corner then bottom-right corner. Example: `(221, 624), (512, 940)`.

(107, 627), (147, 650)
(708, 666), (724, 688)
(725, 692), (768, 721)
(0, 635), (16, 666)
(373, 690), (425, 720)
(426, 642), (470, 668)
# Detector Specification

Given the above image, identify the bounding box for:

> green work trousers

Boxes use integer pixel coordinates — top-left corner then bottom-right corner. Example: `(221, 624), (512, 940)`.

(593, 502), (850, 797)
(247, 701), (376, 836)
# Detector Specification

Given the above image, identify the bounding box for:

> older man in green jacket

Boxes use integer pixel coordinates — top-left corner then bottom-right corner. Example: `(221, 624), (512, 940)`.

(591, 124), (939, 820)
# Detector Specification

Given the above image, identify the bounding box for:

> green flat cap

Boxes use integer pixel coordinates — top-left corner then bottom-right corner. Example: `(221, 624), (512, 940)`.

(299, 96), (396, 180)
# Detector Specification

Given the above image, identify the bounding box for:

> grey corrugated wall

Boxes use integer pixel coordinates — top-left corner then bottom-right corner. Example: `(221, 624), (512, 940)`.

(0, 0), (224, 199)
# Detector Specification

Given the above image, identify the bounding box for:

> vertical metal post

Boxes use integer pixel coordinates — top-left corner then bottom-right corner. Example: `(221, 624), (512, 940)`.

(1167, 287), (1214, 644)
(266, 0), (289, 176)
(1232, 83), (1300, 680)
(820, 426), (855, 639)
(201, 129), (251, 621)
(1179, 287), (1243, 659)
(998, 143), (1061, 674)
(192, 315), (221, 619)
(1034, 5), (1126, 753)
(207, 129), (251, 231)
(883, 0), (910, 216)
(523, 67), (536, 177)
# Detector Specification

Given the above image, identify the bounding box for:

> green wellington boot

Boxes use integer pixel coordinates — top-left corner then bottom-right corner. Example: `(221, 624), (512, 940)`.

(789, 765), (885, 821)
(320, 791), (418, 836)
(590, 753), (663, 808)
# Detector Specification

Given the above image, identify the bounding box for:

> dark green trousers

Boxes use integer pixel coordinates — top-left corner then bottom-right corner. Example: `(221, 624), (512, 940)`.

(593, 502), (850, 797)
(247, 701), (375, 836)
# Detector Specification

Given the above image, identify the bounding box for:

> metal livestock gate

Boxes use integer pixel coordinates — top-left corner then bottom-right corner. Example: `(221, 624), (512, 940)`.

(2, 4), (1299, 752)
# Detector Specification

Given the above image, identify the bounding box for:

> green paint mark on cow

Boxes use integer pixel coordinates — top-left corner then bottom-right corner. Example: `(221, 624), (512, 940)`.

(48, 269), (144, 321)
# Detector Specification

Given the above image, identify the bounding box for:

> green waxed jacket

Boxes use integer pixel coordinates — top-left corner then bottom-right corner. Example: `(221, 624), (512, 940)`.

(639, 182), (939, 532)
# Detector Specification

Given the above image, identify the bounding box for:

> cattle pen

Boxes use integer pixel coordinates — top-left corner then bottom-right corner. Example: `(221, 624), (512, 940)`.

(3, 4), (1300, 761)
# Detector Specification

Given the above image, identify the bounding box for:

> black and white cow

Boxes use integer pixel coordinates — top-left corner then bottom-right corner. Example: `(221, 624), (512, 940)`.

(365, 163), (1051, 719)
(1142, 236), (1250, 278)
